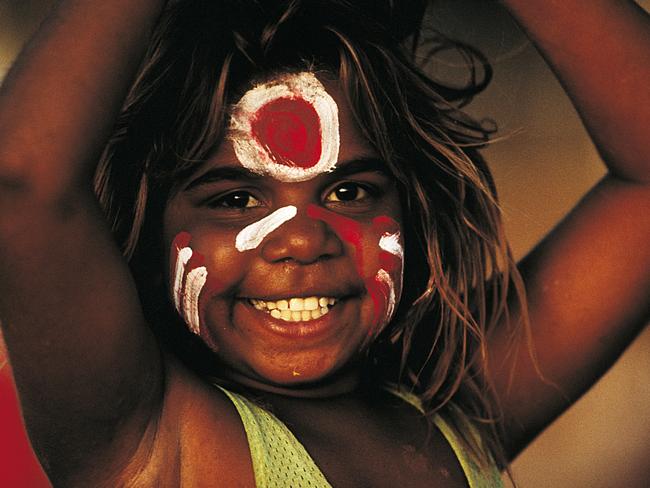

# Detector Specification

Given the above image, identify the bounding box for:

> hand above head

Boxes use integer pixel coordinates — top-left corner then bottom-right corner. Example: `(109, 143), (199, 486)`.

(487, 0), (650, 459)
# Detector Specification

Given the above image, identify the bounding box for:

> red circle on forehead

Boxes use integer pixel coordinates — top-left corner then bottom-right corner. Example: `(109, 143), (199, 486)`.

(251, 97), (322, 168)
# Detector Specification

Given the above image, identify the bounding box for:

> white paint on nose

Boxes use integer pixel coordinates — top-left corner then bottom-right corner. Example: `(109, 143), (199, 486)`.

(235, 205), (298, 252)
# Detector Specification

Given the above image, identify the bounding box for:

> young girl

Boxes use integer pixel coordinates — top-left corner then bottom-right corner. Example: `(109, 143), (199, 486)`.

(0, 0), (648, 486)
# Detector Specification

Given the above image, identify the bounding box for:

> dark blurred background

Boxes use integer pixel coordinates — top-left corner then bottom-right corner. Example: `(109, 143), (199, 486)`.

(1, 0), (649, 486)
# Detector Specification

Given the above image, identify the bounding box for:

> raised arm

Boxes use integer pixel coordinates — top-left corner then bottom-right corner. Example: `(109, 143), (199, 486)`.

(489, 0), (650, 457)
(0, 0), (166, 483)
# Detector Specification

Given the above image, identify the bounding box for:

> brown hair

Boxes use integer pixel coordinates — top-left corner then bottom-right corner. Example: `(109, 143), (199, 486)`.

(94, 0), (527, 471)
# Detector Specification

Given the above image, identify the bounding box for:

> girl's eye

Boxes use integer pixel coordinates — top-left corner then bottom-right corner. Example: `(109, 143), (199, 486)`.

(325, 183), (372, 203)
(210, 191), (262, 209)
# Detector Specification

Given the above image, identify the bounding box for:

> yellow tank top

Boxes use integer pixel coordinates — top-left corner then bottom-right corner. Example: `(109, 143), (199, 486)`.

(217, 385), (503, 487)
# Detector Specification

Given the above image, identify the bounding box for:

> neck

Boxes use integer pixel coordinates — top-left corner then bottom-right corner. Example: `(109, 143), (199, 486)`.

(214, 366), (364, 400)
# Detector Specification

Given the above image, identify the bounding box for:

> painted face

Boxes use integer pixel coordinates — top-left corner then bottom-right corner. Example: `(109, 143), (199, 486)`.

(164, 72), (403, 387)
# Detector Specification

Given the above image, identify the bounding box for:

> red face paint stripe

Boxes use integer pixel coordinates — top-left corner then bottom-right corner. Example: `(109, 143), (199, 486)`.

(172, 231), (192, 250)
(186, 250), (205, 271)
(251, 97), (322, 168)
(365, 275), (389, 331)
(372, 215), (400, 234)
(308, 205), (401, 340)
(307, 205), (363, 248)
(379, 250), (401, 273)
(307, 204), (365, 278)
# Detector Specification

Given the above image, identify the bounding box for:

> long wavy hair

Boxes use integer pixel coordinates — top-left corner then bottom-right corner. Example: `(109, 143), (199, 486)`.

(94, 0), (527, 471)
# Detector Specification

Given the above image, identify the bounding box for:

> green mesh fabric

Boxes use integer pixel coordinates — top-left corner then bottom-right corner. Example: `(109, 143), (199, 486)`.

(386, 386), (503, 488)
(217, 386), (332, 487)
(217, 385), (502, 487)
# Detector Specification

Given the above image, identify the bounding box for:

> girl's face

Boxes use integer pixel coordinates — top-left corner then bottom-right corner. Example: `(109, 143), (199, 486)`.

(163, 72), (403, 388)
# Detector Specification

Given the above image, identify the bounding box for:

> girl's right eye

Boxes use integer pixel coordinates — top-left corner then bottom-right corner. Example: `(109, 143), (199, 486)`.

(208, 191), (263, 209)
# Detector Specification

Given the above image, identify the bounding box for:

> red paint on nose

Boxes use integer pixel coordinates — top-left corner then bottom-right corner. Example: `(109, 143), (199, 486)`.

(251, 97), (322, 168)
(307, 205), (363, 256)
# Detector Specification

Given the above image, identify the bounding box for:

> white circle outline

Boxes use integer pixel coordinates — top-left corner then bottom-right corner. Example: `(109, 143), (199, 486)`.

(228, 72), (340, 182)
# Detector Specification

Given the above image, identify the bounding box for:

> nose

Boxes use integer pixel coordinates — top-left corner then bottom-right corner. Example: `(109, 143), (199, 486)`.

(260, 209), (343, 264)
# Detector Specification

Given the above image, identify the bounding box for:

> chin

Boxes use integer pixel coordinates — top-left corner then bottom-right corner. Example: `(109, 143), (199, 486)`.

(245, 352), (362, 395)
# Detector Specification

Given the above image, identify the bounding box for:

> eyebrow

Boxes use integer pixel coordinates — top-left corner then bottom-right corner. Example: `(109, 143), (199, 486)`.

(184, 166), (265, 192)
(328, 157), (390, 179)
(183, 156), (390, 192)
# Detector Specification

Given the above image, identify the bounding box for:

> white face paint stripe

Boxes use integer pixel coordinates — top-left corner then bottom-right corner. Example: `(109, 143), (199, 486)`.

(376, 269), (397, 322)
(173, 247), (193, 311)
(379, 232), (404, 260)
(236, 205), (298, 252)
(183, 266), (208, 336)
(376, 231), (403, 324)
(229, 72), (340, 182)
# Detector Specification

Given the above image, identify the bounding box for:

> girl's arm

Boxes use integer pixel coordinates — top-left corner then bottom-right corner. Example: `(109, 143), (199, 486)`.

(489, 0), (650, 458)
(0, 0), (166, 483)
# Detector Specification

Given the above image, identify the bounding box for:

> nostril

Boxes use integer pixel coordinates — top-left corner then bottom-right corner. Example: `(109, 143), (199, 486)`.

(259, 213), (343, 264)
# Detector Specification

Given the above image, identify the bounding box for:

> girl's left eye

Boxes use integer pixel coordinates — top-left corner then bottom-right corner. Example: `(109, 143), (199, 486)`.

(209, 191), (263, 209)
(325, 182), (373, 203)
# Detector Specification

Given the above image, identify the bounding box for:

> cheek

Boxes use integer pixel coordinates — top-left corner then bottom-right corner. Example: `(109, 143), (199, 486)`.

(306, 206), (404, 332)
(169, 231), (241, 350)
(364, 218), (404, 333)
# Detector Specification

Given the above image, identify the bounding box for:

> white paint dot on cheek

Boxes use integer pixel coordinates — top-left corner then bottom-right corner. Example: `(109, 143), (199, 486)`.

(235, 205), (298, 252)
(379, 232), (404, 260)
(378, 231), (404, 310)
(183, 266), (208, 336)
(173, 247), (193, 311)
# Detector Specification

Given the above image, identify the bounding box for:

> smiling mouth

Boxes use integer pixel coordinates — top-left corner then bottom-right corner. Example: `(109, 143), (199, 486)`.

(249, 296), (338, 322)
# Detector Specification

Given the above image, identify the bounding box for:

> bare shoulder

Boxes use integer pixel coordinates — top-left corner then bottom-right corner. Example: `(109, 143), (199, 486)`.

(94, 355), (256, 487)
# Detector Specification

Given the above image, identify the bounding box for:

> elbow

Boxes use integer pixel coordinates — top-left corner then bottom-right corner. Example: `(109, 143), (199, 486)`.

(0, 152), (86, 208)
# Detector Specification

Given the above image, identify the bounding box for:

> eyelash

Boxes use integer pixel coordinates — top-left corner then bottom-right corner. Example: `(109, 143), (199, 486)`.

(324, 181), (378, 204)
(207, 190), (263, 210)
(206, 181), (380, 211)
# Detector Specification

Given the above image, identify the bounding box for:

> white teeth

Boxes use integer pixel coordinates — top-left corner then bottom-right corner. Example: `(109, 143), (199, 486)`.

(249, 296), (338, 322)
(304, 297), (319, 310)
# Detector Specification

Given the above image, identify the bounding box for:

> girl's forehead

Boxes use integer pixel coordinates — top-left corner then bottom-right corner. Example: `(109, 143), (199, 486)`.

(224, 71), (373, 182)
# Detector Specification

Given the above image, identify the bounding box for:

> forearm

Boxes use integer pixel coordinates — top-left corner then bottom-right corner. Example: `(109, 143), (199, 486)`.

(0, 0), (166, 201)
(501, 0), (650, 182)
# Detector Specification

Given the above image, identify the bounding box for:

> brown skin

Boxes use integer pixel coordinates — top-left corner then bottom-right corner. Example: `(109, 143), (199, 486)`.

(490, 0), (650, 457)
(163, 80), (403, 390)
(0, 0), (648, 485)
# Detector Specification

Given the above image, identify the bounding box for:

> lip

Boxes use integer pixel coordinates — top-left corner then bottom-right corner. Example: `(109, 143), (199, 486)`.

(236, 296), (354, 341)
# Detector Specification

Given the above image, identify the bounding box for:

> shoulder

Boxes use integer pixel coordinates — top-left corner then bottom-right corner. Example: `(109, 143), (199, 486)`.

(107, 354), (256, 487)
